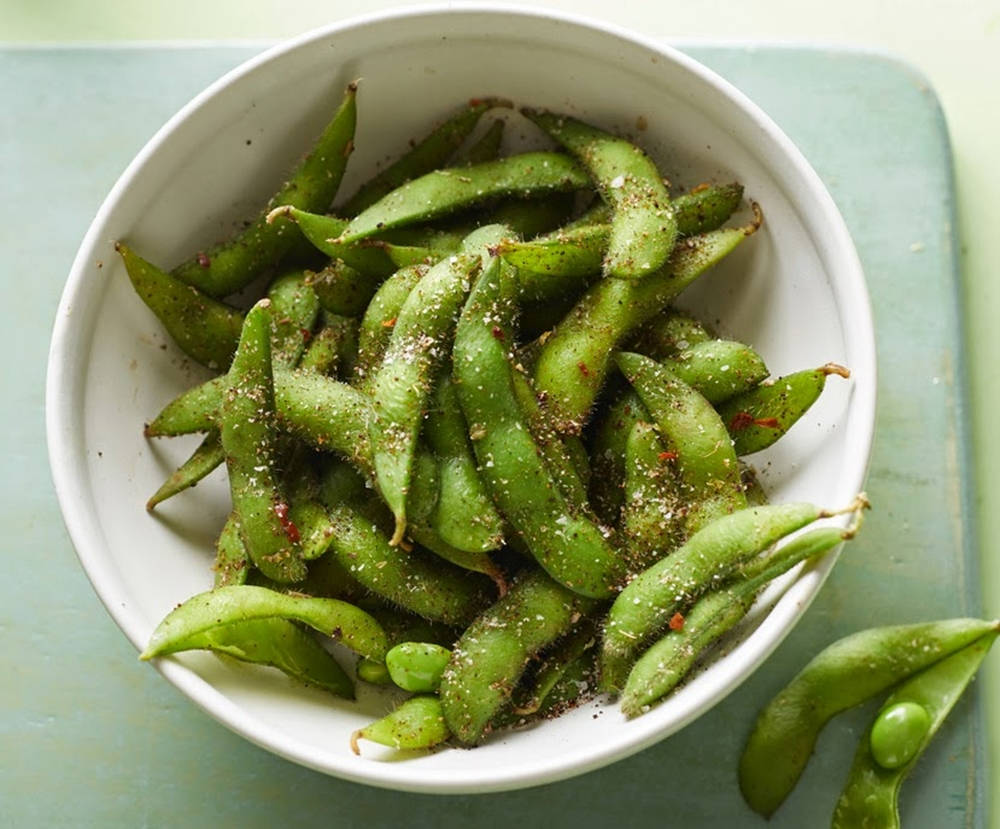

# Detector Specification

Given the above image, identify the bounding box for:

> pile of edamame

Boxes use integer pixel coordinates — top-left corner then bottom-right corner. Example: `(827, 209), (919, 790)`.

(127, 83), (865, 758)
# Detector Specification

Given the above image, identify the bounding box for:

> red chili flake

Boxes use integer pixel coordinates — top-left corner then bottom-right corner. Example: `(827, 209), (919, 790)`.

(300, 327), (312, 342)
(468, 97), (483, 106)
(577, 361), (590, 377)
(196, 251), (211, 268)
(491, 326), (505, 340)
(668, 612), (685, 631)
(753, 417), (781, 429)
(728, 411), (755, 431)
(657, 451), (678, 461)
(382, 317), (397, 328)
(274, 502), (301, 543)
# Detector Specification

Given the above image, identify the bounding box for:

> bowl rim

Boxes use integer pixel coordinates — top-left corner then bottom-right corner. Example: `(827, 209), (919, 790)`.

(46, 1), (877, 794)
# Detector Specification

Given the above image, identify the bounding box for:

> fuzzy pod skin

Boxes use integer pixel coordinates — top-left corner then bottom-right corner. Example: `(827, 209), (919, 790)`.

(621, 420), (684, 572)
(146, 431), (225, 510)
(171, 82), (358, 297)
(266, 269), (321, 369)
(141, 584), (389, 662)
(385, 642), (453, 692)
(620, 524), (849, 717)
(350, 695), (451, 754)
(425, 372), (505, 554)
(531, 225), (754, 434)
(439, 569), (602, 745)
(307, 259), (380, 318)
(616, 352), (746, 534)
(268, 208), (398, 278)
(739, 618), (1000, 819)
(600, 502), (822, 693)
(154, 616), (355, 699)
(523, 109), (676, 280)
(213, 512), (250, 588)
(588, 390), (647, 526)
(340, 98), (506, 216)
(831, 631), (998, 828)
(664, 340), (769, 405)
(220, 301), (307, 583)
(369, 252), (482, 544)
(453, 257), (625, 599)
(335, 152), (590, 245)
(354, 264), (428, 387)
(298, 313), (358, 378)
(629, 308), (714, 360)
(718, 363), (850, 456)
(117, 241), (245, 370)
(322, 498), (493, 628)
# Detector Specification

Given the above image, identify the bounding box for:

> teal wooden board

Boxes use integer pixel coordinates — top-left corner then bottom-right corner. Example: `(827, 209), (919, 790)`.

(3, 45), (981, 826)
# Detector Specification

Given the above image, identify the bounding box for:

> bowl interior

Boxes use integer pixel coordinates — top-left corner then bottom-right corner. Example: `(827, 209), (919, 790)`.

(48, 7), (874, 793)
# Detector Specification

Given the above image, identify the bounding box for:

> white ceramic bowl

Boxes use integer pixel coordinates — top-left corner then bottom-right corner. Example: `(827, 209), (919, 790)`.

(47, 4), (876, 794)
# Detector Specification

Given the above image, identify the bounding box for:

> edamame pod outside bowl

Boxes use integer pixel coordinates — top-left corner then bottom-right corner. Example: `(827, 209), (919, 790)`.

(46, 4), (875, 794)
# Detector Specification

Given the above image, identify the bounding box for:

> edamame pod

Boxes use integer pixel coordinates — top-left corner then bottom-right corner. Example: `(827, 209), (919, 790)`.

(453, 257), (624, 598)
(719, 363), (850, 456)
(385, 641), (452, 692)
(454, 118), (505, 166)
(617, 352), (746, 532)
(141, 584), (388, 662)
(117, 241), (244, 370)
(629, 308), (713, 360)
(213, 512), (249, 587)
(334, 153), (590, 245)
(739, 617), (1000, 818)
(600, 501), (844, 693)
(298, 313), (358, 377)
(307, 259), (379, 318)
(369, 252), (481, 543)
(523, 109), (676, 279)
(350, 695), (450, 754)
(266, 269), (321, 369)
(620, 521), (858, 717)
(354, 264), (427, 387)
(220, 301), (306, 583)
(171, 82), (358, 297)
(664, 339), (769, 405)
(532, 222), (757, 433)
(146, 431), (225, 510)
(155, 616), (355, 698)
(439, 569), (602, 744)
(831, 630), (998, 828)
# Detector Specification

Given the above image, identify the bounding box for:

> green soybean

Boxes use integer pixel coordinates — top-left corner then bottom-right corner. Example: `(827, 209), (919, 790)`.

(220, 301), (306, 583)
(334, 153), (589, 245)
(350, 695), (450, 754)
(832, 631), (998, 828)
(531, 224), (755, 433)
(385, 641), (452, 692)
(868, 702), (931, 770)
(600, 501), (834, 693)
(439, 569), (602, 744)
(171, 82), (358, 297)
(453, 258), (624, 598)
(116, 241), (244, 370)
(719, 363), (850, 456)
(141, 584), (388, 662)
(739, 617), (1000, 818)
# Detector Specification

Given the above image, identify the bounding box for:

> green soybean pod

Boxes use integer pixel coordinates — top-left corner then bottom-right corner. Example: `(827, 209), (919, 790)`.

(425, 372), (505, 554)
(600, 501), (833, 693)
(340, 97), (506, 216)
(145, 376), (226, 437)
(220, 301), (306, 583)
(354, 264), (427, 386)
(171, 82), (358, 298)
(213, 512), (249, 588)
(116, 241), (244, 370)
(719, 363), (851, 456)
(334, 152), (590, 245)
(453, 258), (624, 598)
(306, 259), (379, 317)
(439, 569), (602, 745)
(739, 618), (1000, 818)
(671, 182), (744, 236)
(832, 630), (998, 828)
(621, 420), (684, 572)
(141, 584), (389, 662)
(161, 616), (355, 698)
(298, 313), (358, 378)
(454, 118), (505, 165)
(629, 309), (714, 360)
(385, 642), (452, 692)
(350, 695), (450, 755)
(616, 351), (746, 533)
(266, 269), (321, 369)
(369, 252), (481, 543)
(531, 222), (756, 433)
(588, 390), (647, 525)
(620, 522), (856, 717)
(522, 109), (676, 279)
(146, 431), (225, 510)
(665, 340), (769, 405)
(510, 618), (598, 715)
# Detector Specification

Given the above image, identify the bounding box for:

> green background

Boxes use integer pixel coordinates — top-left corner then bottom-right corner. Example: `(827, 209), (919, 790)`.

(5, 1), (998, 825)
